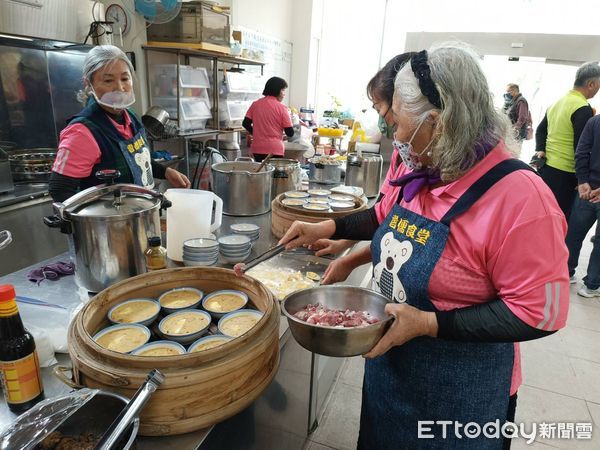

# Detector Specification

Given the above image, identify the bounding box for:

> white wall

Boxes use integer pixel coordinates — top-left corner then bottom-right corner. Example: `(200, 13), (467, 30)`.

(229, 0), (293, 43)
(0, 0), (97, 43)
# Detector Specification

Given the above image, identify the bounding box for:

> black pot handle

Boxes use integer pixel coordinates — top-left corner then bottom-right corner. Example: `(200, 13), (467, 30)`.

(43, 215), (72, 234)
(95, 169), (121, 185)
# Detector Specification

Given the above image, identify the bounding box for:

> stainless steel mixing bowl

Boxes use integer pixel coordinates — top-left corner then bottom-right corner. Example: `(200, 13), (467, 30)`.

(281, 286), (393, 357)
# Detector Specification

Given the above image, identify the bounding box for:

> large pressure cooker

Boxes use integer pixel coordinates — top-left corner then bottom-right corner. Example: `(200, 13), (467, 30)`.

(44, 184), (170, 292)
(211, 160), (274, 216)
(345, 152), (383, 198)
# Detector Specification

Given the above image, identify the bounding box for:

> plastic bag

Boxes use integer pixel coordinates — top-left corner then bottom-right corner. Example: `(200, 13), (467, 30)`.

(0, 388), (98, 450)
(353, 109), (382, 143)
(26, 325), (57, 368)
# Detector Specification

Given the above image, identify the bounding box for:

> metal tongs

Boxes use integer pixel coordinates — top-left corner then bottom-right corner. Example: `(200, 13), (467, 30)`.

(234, 244), (286, 276)
(94, 369), (165, 450)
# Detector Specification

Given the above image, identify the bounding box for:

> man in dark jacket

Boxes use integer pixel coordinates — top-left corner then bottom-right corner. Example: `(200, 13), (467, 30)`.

(566, 114), (600, 296)
(503, 83), (530, 150)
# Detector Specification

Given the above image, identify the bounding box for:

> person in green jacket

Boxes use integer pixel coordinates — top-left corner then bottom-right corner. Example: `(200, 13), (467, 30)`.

(535, 62), (600, 220)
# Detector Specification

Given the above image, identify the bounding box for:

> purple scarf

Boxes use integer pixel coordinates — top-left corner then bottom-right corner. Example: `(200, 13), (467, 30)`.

(389, 135), (498, 202)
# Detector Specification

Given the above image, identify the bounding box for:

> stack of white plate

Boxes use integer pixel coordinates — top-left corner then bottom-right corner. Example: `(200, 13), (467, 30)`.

(218, 234), (252, 263)
(230, 223), (260, 242)
(182, 238), (219, 266)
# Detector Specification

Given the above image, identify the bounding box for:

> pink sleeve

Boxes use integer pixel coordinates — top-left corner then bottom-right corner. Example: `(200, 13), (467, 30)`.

(489, 213), (569, 331)
(52, 123), (101, 178)
(281, 105), (293, 128)
(245, 101), (255, 119)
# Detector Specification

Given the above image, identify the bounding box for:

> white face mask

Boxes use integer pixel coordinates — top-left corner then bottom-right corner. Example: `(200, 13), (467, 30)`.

(393, 116), (434, 171)
(92, 89), (135, 110)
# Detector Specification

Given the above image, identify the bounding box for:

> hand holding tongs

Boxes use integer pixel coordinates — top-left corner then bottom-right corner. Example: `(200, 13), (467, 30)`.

(233, 244), (286, 277)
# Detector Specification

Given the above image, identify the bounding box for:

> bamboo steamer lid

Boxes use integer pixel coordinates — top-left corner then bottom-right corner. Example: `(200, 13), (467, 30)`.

(67, 267), (279, 436)
(271, 192), (368, 238)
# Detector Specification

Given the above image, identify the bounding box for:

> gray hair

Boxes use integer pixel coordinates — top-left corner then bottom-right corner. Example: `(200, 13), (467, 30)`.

(394, 42), (517, 181)
(574, 61), (600, 88)
(76, 45), (134, 104)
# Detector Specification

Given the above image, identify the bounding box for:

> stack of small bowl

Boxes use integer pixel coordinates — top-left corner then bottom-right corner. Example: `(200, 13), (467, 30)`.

(218, 234), (252, 263)
(182, 238), (220, 266)
(230, 223), (260, 242)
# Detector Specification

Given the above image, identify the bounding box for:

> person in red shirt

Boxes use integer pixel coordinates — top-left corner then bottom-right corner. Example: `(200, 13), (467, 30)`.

(242, 77), (294, 162)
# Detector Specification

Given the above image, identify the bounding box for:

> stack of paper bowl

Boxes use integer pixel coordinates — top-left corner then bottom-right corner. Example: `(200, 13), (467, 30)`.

(218, 234), (252, 263)
(182, 238), (219, 266)
(230, 223), (260, 242)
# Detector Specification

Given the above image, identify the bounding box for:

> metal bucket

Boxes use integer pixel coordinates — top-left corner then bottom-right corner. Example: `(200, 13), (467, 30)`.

(211, 160), (274, 216)
(345, 152), (383, 198)
(271, 159), (301, 199)
(308, 158), (342, 184)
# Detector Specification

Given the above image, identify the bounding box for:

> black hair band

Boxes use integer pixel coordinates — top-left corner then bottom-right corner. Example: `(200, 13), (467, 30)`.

(411, 50), (442, 109)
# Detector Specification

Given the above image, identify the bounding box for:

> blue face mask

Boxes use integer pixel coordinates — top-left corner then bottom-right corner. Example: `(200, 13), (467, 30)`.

(503, 92), (513, 102)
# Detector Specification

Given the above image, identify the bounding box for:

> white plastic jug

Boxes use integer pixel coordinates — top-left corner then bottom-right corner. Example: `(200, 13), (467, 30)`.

(164, 189), (223, 261)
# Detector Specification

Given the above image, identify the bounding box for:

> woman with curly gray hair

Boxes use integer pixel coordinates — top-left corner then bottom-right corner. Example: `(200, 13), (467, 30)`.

(280, 43), (569, 449)
(50, 45), (190, 202)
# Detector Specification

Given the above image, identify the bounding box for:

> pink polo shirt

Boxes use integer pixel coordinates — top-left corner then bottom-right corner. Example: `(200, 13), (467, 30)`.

(377, 143), (569, 395)
(52, 111), (134, 177)
(245, 96), (292, 156)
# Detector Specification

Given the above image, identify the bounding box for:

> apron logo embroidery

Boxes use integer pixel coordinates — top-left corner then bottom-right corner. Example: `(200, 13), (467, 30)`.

(133, 148), (152, 186)
(373, 232), (413, 303)
(389, 214), (431, 245)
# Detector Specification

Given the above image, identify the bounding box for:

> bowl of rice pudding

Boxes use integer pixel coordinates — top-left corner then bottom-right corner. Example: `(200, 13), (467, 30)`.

(158, 309), (211, 344)
(158, 287), (204, 314)
(202, 290), (248, 319)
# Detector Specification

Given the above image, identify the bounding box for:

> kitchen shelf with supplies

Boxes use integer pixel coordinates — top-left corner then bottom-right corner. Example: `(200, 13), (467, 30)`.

(142, 44), (264, 177)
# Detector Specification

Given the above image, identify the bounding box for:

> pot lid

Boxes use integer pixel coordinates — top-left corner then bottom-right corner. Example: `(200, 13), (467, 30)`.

(62, 184), (161, 219)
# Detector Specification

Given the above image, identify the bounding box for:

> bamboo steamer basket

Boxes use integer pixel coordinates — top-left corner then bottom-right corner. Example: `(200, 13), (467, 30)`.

(271, 192), (368, 238)
(66, 267), (279, 436)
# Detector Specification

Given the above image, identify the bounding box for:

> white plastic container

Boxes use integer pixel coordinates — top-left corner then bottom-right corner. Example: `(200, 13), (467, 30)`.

(164, 189), (223, 262)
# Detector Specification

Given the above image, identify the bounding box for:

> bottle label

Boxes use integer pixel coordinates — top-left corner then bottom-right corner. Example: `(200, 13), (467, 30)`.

(0, 298), (18, 318)
(0, 352), (43, 404)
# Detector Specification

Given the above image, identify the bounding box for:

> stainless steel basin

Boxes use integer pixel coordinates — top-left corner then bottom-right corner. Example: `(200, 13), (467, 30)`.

(281, 286), (393, 357)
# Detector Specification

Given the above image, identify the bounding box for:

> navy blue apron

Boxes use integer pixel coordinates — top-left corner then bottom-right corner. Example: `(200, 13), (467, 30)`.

(359, 159), (532, 450)
(68, 98), (154, 189)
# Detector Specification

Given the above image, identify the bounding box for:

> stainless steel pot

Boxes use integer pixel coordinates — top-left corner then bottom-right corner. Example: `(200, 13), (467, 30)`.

(308, 157), (342, 184)
(0, 389), (138, 450)
(44, 184), (170, 292)
(211, 160), (274, 216)
(345, 152), (383, 198)
(271, 158), (302, 199)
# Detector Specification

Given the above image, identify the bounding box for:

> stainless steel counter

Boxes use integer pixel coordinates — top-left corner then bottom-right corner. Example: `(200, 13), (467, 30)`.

(0, 209), (372, 450)
(0, 183), (69, 277)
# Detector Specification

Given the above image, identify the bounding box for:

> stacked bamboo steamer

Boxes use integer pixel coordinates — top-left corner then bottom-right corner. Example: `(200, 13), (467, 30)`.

(271, 192), (368, 238)
(66, 267), (279, 436)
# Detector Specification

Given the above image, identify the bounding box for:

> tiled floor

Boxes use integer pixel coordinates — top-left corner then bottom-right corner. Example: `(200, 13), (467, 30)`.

(303, 231), (600, 449)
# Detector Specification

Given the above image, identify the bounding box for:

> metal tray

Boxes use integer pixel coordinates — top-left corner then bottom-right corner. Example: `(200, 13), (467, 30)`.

(245, 249), (332, 303)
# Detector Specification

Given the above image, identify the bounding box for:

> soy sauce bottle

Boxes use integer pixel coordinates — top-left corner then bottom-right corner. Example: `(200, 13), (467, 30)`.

(0, 284), (44, 413)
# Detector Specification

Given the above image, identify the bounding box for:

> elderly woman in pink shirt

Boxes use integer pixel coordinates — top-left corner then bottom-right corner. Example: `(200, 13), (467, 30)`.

(242, 76), (294, 163)
(279, 43), (569, 450)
